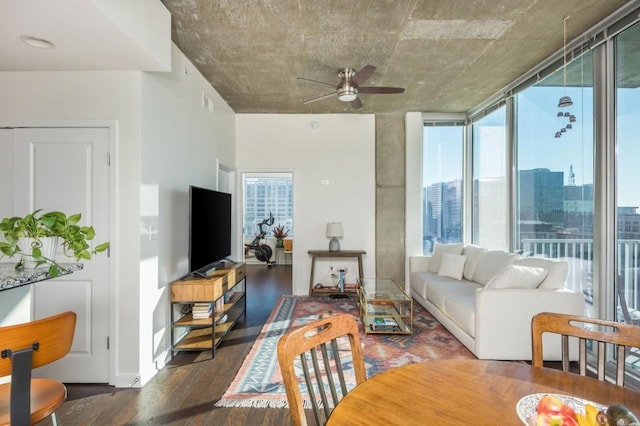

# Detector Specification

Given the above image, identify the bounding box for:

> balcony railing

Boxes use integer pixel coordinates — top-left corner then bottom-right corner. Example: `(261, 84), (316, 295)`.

(521, 238), (640, 318)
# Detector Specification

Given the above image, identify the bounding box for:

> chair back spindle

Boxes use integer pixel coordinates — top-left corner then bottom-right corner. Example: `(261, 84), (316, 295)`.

(531, 312), (640, 387)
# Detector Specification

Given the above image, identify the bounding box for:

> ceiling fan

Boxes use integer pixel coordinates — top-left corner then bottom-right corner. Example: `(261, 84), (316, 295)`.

(297, 65), (405, 109)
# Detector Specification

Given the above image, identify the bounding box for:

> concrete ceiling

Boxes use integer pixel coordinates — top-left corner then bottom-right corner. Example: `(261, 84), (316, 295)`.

(160, 0), (631, 114)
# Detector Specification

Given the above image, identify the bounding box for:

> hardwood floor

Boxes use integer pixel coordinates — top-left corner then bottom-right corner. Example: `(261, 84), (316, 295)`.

(26, 263), (608, 425)
(49, 264), (293, 426)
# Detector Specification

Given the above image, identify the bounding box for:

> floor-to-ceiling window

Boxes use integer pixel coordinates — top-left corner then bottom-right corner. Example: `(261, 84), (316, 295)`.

(413, 8), (640, 386)
(472, 107), (507, 249)
(514, 49), (595, 308)
(615, 22), (640, 329)
(410, 7), (640, 387)
(422, 121), (464, 254)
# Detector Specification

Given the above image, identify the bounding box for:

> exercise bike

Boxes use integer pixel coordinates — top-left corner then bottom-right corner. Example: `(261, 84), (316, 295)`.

(244, 213), (275, 267)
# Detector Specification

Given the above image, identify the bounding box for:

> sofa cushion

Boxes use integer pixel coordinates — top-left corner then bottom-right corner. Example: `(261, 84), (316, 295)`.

(484, 265), (548, 289)
(462, 245), (487, 281)
(410, 271), (431, 299)
(438, 253), (466, 280)
(472, 250), (520, 286)
(513, 257), (568, 289)
(444, 295), (476, 338)
(428, 242), (464, 273)
(425, 279), (481, 312)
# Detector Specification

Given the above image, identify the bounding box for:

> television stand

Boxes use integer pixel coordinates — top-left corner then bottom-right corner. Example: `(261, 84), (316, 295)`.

(170, 262), (246, 357)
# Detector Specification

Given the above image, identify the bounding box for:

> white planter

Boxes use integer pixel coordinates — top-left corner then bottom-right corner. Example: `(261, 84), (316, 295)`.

(17, 236), (59, 269)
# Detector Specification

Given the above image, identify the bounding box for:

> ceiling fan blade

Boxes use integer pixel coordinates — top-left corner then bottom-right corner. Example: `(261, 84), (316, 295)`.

(297, 77), (336, 88)
(358, 86), (405, 94)
(351, 65), (376, 86)
(350, 97), (363, 109)
(302, 92), (336, 104)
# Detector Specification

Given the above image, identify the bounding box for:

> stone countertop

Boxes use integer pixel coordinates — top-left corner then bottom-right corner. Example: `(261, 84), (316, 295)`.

(0, 263), (83, 291)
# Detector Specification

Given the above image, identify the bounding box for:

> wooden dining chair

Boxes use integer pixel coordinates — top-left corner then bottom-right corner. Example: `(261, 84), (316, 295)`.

(531, 312), (640, 386)
(277, 314), (367, 426)
(0, 311), (77, 426)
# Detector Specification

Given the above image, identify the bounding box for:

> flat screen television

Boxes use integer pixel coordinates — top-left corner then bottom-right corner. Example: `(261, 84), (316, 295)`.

(189, 185), (232, 275)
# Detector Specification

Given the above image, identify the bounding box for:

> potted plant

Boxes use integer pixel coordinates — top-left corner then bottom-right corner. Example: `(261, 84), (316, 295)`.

(272, 224), (289, 248)
(0, 209), (109, 277)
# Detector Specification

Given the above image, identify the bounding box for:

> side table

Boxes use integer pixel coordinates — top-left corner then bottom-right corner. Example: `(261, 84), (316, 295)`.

(307, 250), (365, 296)
(358, 277), (413, 335)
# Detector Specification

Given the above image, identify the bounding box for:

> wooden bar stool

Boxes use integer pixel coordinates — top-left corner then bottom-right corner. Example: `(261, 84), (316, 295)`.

(0, 311), (77, 425)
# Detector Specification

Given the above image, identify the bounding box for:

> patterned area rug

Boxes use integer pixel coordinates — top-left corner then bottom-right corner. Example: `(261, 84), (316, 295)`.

(214, 295), (474, 408)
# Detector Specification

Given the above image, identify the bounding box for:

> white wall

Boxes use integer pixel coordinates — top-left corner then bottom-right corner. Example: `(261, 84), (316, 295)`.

(0, 69), (142, 386)
(236, 114), (376, 295)
(0, 44), (235, 387)
(139, 44), (235, 382)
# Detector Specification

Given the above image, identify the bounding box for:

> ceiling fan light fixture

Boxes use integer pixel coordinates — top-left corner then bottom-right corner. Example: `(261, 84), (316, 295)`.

(338, 86), (358, 102)
(299, 65), (404, 108)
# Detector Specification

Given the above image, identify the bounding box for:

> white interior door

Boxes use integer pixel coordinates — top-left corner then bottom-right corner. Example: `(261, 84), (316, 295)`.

(11, 127), (111, 383)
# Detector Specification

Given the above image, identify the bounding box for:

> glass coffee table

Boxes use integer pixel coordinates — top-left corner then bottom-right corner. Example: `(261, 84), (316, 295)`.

(357, 277), (413, 335)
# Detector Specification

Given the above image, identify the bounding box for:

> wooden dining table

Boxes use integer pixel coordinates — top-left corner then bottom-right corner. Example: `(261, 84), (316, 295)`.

(326, 359), (640, 425)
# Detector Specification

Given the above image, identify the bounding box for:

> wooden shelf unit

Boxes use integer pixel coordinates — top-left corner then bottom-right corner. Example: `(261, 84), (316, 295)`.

(307, 250), (365, 297)
(170, 262), (246, 357)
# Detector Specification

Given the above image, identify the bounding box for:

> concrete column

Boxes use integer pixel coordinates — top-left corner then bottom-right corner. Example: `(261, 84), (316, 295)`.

(375, 114), (405, 286)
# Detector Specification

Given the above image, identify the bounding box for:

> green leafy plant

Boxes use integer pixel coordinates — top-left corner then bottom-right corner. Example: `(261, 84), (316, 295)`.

(0, 209), (110, 277)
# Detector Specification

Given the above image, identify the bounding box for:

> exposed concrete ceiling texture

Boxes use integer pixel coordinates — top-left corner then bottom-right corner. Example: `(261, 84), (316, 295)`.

(160, 0), (630, 115)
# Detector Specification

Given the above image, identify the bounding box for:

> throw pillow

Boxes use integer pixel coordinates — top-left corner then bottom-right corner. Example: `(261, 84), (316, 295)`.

(513, 257), (568, 289)
(484, 265), (549, 289)
(462, 245), (487, 281)
(438, 253), (467, 280)
(472, 250), (520, 286)
(428, 242), (464, 273)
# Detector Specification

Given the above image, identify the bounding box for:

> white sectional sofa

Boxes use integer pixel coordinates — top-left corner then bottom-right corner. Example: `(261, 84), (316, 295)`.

(409, 243), (585, 360)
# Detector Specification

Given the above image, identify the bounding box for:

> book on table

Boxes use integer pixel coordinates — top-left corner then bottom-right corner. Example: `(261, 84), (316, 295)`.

(370, 316), (400, 331)
(374, 317), (398, 326)
(191, 302), (212, 319)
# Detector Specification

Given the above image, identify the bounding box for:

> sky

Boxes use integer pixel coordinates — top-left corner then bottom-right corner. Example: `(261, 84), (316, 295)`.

(423, 85), (640, 208)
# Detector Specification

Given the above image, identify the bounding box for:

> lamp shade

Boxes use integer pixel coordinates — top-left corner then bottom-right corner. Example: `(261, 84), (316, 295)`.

(326, 222), (343, 238)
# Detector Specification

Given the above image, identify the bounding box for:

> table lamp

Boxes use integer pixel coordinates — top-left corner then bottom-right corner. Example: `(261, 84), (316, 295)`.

(326, 222), (343, 252)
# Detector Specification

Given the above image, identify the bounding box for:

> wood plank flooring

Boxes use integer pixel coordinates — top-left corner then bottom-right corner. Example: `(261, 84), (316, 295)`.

(48, 264), (294, 425)
(19, 263), (600, 425)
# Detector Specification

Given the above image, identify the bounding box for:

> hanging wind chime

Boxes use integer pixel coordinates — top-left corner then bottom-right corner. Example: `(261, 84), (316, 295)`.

(555, 15), (577, 139)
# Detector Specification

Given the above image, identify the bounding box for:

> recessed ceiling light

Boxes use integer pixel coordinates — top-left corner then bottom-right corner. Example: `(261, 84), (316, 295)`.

(19, 35), (55, 49)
